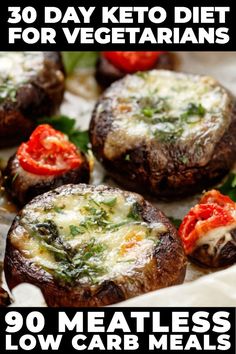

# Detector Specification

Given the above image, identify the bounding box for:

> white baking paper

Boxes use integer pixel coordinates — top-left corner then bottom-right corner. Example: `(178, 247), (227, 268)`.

(1, 52), (236, 307)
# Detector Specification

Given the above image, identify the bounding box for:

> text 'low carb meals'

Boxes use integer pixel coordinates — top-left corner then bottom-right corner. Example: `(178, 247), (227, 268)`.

(0, 52), (65, 148)
(90, 70), (236, 199)
(4, 184), (186, 307)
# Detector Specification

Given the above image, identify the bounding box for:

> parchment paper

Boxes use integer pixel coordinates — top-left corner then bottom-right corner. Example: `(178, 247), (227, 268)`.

(1, 52), (236, 306)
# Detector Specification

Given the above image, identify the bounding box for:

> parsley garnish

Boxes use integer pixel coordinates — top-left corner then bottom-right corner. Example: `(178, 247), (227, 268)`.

(127, 202), (142, 221)
(181, 103), (206, 123)
(218, 173), (236, 202)
(53, 238), (107, 285)
(168, 217), (182, 229)
(0, 81), (17, 103)
(53, 205), (65, 213)
(37, 115), (89, 153)
(69, 225), (84, 236)
(101, 197), (117, 207)
(62, 52), (99, 75)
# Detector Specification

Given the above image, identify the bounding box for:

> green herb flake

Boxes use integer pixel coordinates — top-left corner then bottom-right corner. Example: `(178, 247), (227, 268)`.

(179, 156), (189, 165)
(69, 225), (84, 236)
(232, 175), (236, 188)
(127, 202), (142, 221)
(53, 205), (65, 214)
(154, 126), (184, 143)
(141, 108), (154, 118)
(139, 97), (169, 121)
(181, 103), (206, 123)
(0, 82), (17, 103)
(101, 197), (117, 207)
(53, 238), (107, 285)
(125, 154), (131, 161)
(218, 173), (236, 202)
(168, 217), (182, 229)
(62, 52), (99, 75)
(12, 172), (19, 183)
(135, 71), (148, 80)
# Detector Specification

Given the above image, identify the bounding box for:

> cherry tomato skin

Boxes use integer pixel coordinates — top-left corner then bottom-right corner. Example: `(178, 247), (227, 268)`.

(179, 190), (236, 255)
(102, 52), (163, 73)
(199, 189), (235, 208)
(17, 124), (82, 176)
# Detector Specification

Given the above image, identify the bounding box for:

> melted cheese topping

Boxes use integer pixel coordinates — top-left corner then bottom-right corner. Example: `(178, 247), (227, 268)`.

(96, 70), (232, 166)
(10, 188), (167, 285)
(0, 52), (44, 101)
(195, 223), (236, 256)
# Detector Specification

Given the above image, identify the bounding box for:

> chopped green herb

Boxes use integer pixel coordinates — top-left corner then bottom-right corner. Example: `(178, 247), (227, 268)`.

(125, 154), (131, 161)
(34, 220), (60, 243)
(62, 52), (99, 75)
(69, 225), (84, 236)
(158, 116), (179, 123)
(12, 173), (19, 183)
(168, 217), (182, 229)
(53, 205), (65, 213)
(139, 97), (169, 121)
(37, 115), (89, 153)
(136, 71), (148, 80)
(181, 103), (206, 123)
(30, 219), (108, 285)
(218, 173), (236, 202)
(128, 202), (142, 221)
(106, 221), (129, 231)
(0, 81), (17, 103)
(53, 238), (107, 285)
(101, 197), (117, 207)
(32, 220), (70, 263)
(154, 126), (184, 143)
(179, 156), (189, 165)
(135, 96), (207, 143)
(141, 108), (154, 118)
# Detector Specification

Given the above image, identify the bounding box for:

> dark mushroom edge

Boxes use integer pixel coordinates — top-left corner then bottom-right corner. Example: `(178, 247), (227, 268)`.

(4, 184), (186, 307)
(90, 70), (236, 200)
(0, 52), (65, 148)
(3, 153), (90, 207)
(190, 223), (236, 268)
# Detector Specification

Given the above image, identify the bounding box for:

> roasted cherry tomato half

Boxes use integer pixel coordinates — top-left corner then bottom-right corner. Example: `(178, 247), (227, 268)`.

(179, 190), (236, 255)
(199, 189), (235, 208)
(17, 124), (82, 176)
(102, 52), (163, 73)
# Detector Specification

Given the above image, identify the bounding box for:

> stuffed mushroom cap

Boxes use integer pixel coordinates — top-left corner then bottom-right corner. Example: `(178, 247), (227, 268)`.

(0, 52), (65, 147)
(4, 184), (186, 307)
(90, 70), (236, 199)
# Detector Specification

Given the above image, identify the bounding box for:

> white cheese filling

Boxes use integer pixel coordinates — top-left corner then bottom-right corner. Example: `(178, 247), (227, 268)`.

(100, 70), (231, 165)
(0, 52), (44, 86)
(11, 189), (167, 284)
(195, 223), (236, 256)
